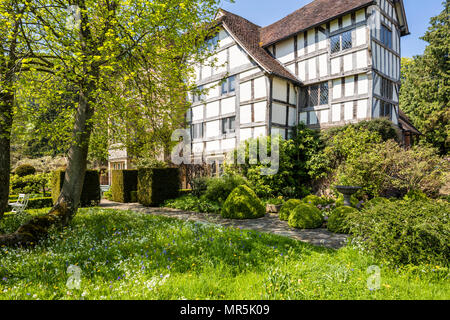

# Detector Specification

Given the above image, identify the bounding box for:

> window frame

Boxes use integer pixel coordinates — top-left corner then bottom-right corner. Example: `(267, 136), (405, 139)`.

(330, 30), (353, 54)
(221, 76), (236, 96)
(303, 82), (329, 108)
(222, 116), (236, 135)
(192, 122), (204, 140)
(380, 24), (392, 49)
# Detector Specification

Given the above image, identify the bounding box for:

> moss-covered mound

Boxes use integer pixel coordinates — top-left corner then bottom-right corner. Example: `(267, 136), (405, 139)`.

(327, 206), (358, 234)
(279, 199), (302, 221)
(222, 185), (265, 219)
(288, 204), (323, 229)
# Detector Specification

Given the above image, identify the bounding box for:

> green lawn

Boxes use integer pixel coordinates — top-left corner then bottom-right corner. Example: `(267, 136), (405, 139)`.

(0, 208), (448, 300)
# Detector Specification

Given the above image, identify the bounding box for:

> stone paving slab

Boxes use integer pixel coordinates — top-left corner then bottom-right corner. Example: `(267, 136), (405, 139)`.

(100, 200), (349, 249)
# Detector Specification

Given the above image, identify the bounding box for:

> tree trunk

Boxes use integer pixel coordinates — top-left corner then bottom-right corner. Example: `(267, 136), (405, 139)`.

(0, 92), (13, 220)
(0, 83), (95, 246)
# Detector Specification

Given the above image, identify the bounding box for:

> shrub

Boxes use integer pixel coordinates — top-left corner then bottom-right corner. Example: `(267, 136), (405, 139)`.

(103, 190), (113, 200)
(163, 195), (221, 214)
(191, 177), (209, 197)
(221, 185), (265, 219)
(225, 126), (322, 199)
(8, 197), (53, 210)
(204, 174), (248, 204)
(137, 168), (180, 206)
(15, 164), (36, 177)
(10, 173), (50, 195)
(403, 190), (430, 202)
(327, 206), (358, 234)
(279, 199), (302, 221)
(110, 170), (138, 203)
(51, 170), (100, 207)
(288, 203), (323, 229)
(348, 199), (450, 266)
(362, 197), (390, 209)
(302, 195), (328, 206)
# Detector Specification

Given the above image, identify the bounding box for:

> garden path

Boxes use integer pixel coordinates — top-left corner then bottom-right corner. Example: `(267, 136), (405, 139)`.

(100, 200), (349, 249)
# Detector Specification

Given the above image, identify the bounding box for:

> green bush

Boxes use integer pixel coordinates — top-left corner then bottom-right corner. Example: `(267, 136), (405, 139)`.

(301, 195), (329, 206)
(204, 174), (248, 204)
(163, 195), (221, 214)
(348, 199), (450, 266)
(404, 190), (430, 202)
(138, 168), (180, 206)
(221, 185), (265, 219)
(15, 164), (36, 177)
(10, 173), (50, 195)
(279, 199), (302, 221)
(103, 190), (113, 200)
(288, 204), (323, 229)
(110, 170), (138, 203)
(51, 170), (100, 207)
(362, 197), (390, 209)
(191, 177), (209, 197)
(335, 194), (360, 208)
(327, 206), (358, 234)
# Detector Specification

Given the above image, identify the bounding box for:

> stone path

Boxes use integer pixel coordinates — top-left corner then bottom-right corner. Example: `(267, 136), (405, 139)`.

(100, 200), (349, 249)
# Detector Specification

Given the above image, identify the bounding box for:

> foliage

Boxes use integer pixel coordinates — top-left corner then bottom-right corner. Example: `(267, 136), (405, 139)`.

(327, 206), (358, 234)
(163, 195), (221, 214)
(111, 170), (138, 203)
(265, 197), (285, 206)
(221, 185), (265, 219)
(302, 195), (329, 206)
(0, 208), (448, 300)
(191, 176), (209, 198)
(11, 156), (67, 174)
(288, 204), (323, 229)
(14, 164), (36, 177)
(279, 199), (303, 221)
(225, 125), (324, 198)
(324, 119), (399, 143)
(10, 173), (50, 196)
(403, 190), (430, 202)
(51, 170), (101, 207)
(204, 174), (248, 204)
(348, 199), (450, 266)
(399, 2), (449, 155)
(362, 197), (391, 209)
(137, 168), (180, 207)
(337, 139), (449, 198)
(103, 190), (113, 201)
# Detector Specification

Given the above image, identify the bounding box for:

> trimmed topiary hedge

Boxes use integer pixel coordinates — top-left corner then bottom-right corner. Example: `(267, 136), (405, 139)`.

(327, 206), (359, 234)
(111, 170), (138, 203)
(8, 197), (53, 211)
(15, 164), (36, 177)
(279, 199), (302, 221)
(51, 170), (101, 207)
(137, 168), (180, 206)
(288, 203), (323, 229)
(302, 195), (327, 206)
(222, 185), (265, 219)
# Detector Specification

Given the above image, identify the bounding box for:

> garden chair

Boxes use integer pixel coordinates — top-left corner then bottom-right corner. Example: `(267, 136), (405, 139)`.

(9, 193), (30, 214)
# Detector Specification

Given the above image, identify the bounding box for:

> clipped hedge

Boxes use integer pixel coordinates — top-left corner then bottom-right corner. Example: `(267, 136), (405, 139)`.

(111, 170), (138, 203)
(279, 199), (302, 221)
(222, 185), (265, 219)
(327, 206), (358, 234)
(138, 168), (180, 206)
(288, 203), (323, 229)
(8, 197), (53, 210)
(15, 164), (36, 177)
(51, 170), (101, 207)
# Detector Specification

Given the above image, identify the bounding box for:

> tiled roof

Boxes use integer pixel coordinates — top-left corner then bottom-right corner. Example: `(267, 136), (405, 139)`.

(218, 9), (300, 84)
(260, 0), (374, 47)
(399, 109), (421, 135)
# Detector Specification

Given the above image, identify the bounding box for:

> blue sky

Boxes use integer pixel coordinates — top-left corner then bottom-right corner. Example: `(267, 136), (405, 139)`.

(219, 0), (444, 58)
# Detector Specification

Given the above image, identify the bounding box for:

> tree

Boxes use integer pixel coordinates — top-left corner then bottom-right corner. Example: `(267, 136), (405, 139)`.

(400, 1), (450, 155)
(0, 0), (222, 246)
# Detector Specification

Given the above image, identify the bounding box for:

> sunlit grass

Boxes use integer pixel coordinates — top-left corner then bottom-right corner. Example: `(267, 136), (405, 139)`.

(0, 208), (448, 300)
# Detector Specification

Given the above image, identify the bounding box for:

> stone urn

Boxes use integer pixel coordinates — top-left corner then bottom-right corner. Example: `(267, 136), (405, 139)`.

(266, 203), (282, 213)
(336, 185), (361, 206)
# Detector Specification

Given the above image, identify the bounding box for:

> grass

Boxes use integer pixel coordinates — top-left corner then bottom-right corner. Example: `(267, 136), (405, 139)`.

(0, 208), (449, 300)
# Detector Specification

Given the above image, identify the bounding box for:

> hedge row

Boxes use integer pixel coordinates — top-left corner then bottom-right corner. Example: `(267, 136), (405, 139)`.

(51, 170), (101, 207)
(8, 197), (53, 210)
(110, 170), (138, 203)
(138, 168), (180, 206)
